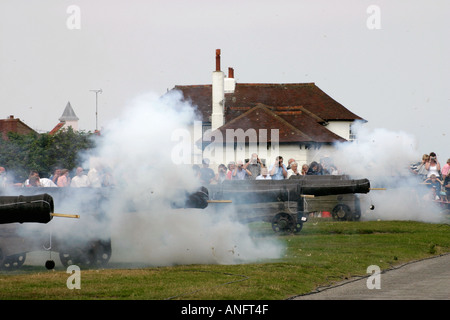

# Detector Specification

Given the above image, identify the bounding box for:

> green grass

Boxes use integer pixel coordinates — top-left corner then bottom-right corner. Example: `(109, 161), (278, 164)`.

(1, 219), (449, 300)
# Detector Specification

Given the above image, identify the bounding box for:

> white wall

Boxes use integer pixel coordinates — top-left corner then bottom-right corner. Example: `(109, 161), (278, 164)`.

(324, 121), (352, 140)
(173, 121), (351, 173)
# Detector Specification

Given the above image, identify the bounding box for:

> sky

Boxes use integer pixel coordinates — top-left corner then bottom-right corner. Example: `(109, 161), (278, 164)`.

(1, 0), (449, 161)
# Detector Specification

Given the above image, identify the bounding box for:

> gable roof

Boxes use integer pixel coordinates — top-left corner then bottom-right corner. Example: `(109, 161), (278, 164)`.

(212, 104), (313, 143)
(0, 116), (37, 140)
(49, 122), (65, 135)
(210, 104), (346, 144)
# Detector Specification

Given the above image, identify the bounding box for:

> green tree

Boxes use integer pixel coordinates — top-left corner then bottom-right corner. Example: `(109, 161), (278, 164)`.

(0, 128), (97, 183)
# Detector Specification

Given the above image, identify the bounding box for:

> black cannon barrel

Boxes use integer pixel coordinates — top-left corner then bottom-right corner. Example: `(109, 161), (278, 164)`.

(208, 175), (371, 204)
(171, 187), (210, 209)
(0, 193), (54, 224)
(297, 178), (371, 197)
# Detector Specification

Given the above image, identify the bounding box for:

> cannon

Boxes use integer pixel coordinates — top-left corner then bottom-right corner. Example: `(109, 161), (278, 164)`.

(0, 193), (55, 224)
(0, 185), (212, 271)
(0, 188), (112, 270)
(206, 175), (371, 233)
(0, 175), (371, 270)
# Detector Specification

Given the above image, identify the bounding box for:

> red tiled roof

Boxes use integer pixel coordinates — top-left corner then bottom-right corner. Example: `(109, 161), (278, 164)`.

(173, 82), (364, 123)
(49, 122), (65, 135)
(171, 82), (363, 144)
(230, 83), (363, 121)
(211, 104), (346, 143)
(0, 116), (37, 140)
(212, 104), (312, 143)
(173, 84), (212, 119)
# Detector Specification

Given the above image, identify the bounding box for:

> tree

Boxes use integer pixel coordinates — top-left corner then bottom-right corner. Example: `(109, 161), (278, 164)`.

(0, 128), (97, 183)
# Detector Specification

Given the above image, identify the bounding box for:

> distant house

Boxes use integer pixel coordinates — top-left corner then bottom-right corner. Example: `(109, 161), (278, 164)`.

(170, 50), (366, 167)
(0, 115), (37, 140)
(49, 101), (79, 135)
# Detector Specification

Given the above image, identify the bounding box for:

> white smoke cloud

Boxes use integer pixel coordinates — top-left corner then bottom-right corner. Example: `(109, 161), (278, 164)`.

(81, 91), (284, 266)
(328, 123), (446, 223)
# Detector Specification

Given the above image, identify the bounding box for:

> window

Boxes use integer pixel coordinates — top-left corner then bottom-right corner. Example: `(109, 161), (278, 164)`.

(349, 124), (357, 141)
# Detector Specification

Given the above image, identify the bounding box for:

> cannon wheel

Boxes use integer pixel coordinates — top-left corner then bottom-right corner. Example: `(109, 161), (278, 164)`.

(271, 212), (296, 233)
(1, 252), (26, 270)
(293, 220), (303, 233)
(332, 204), (352, 221)
(59, 239), (112, 268)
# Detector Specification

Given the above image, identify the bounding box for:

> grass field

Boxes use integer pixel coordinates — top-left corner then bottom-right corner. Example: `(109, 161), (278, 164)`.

(0, 218), (449, 300)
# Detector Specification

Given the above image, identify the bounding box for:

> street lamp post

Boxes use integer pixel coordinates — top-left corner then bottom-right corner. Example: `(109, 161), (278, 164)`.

(90, 89), (102, 131)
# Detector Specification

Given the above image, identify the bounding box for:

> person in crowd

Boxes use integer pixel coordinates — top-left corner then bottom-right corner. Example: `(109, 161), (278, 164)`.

(70, 167), (91, 187)
(25, 170), (57, 187)
(102, 167), (115, 187)
(192, 164), (201, 180)
(441, 158), (450, 177)
(423, 173), (442, 191)
(23, 170), (39, 186)
(328, 164), (339, 175)
(27, 176), (41, 187)
(226, 161), (236, 180)
(411, 154), (430, 180)
(425, 152), (441, 178)
(40, 176), (57, 187)
(88, 164), (103, 188)
(319, 158), (331, 175)
(214, 164), (227, 184)
(286, 158), (295, 170)
(232, 160), (251, 180)
(269, 156), (287, 180)
(199, 158), (215, 185)
(423, 186), (440, 201)
(256, 167), (272, 180)
(287, 162), (300, 178)
(57, 169), (71, 187)
(442, 171), (450, 202)
(244, 153), (264, 179)
(49, 168), (61, 184)
(307, 161), (321, 175)
(301, 164), (309, 175)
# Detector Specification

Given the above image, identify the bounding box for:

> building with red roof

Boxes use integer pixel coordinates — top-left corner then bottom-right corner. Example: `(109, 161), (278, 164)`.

(170, 50), (366, 167)
(0, 115), (37, 140)
(49, 101), (79, 135)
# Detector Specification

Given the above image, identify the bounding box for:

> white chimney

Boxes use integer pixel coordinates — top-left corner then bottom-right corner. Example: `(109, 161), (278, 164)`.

(211, 49), (225, 131)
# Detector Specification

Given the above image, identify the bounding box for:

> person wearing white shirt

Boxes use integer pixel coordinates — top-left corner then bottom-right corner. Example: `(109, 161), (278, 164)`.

(256, 168), (272, 180)
(71, 167), (91, 187)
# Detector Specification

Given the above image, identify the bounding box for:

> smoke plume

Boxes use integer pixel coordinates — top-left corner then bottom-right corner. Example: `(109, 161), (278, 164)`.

(328, 122), (446, 223)
(77, 91), (283, 266)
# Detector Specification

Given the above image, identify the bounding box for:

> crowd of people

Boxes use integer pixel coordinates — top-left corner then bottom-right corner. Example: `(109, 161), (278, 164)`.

(193, 151), (450, 203)
(2, 151), (449, 203)
(410, 152), (450, 202)
(193, 153), (340, 185)
(0, 165), (115, 189)
(411, 152), (450, 201)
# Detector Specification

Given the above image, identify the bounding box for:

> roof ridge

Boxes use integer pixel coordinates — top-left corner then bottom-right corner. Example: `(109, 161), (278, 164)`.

(235, 82), (316, 87)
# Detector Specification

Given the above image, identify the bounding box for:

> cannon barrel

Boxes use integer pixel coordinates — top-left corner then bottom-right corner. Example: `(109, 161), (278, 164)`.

(171, 186), (210, 209)
(208, 175), (371, 204)
(0, 193), (54, 224)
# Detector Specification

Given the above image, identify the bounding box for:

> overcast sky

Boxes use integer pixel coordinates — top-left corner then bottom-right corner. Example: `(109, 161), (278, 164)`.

(1, 0), (449, 160)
